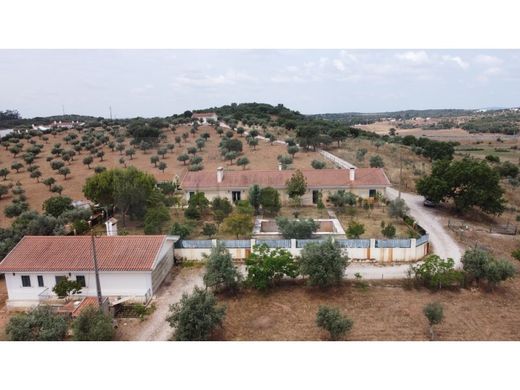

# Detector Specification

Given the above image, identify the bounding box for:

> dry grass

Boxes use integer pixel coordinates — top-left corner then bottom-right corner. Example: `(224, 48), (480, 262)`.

(216, 276), (520, 341)
(0, 125), (329, 228)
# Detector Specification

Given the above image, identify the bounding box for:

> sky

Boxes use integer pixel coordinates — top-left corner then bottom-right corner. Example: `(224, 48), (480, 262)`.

(1, 49), (520, 118)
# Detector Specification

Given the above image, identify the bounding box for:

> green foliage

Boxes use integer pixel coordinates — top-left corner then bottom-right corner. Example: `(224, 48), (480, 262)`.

(346, 220), (365, 238)
(299, 238), (349, 288)
(53, 277), (83, 298)
(410, 255), (464, 289)
(169, 222), (192, 239)
(311, 160), (326, 169)
(369, 155), (384, 168)
(286, 169), (307, 199)
(236, 156), (250, 169)
(42, 196), (73, 218)
(166, 287), (226, 341)
(316, 306), (353, 340)
(203, 242), (241, 293)
(202, 223), (217, 238)
(416, 158), (505, 215)
(423, 302), (443, 339)
(223, 209), (254, 239)
(327, 190), (357, 209)
(144, 204), (171, 234)
(462, 248), (516, 288)
(211, 196), (233, 218)
(72, 307), (114, 341)
(380, 222), (396, 238)
(512, 248), (520, 261)
(462, 115), (520, 135)
(245, 244), (299, 291)
(248, 184), (262, 214)
(259, 187), (281, 215)
(187, 192), (209, 214)
(388, 198), (410, 219)
(275, 217), (318, 239)
(6, 306), (68, 341)
(496, 161), (519, 178)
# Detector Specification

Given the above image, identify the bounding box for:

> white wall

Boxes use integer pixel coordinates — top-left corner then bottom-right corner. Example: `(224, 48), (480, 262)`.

(4, 271), (152, 306)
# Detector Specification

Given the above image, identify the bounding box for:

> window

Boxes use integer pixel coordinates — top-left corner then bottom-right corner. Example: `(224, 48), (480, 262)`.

(76, 275), (86, 288)
(312, 190), (319, 204)
(21, 275), (31, 287)
(232, 191), (241, 202)
(37, 275), (44, 287)
(55, 276), (66, 285)
(369, 189), (377, 198)
(189, 192), (195, 199)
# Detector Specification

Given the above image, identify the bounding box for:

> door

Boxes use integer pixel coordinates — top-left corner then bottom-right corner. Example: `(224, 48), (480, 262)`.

(312, 190), (319, 204)
(232, 191), (241, 202)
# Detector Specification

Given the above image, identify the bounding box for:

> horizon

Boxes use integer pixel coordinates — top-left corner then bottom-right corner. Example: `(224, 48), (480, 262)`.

(1, 49), (520, 118)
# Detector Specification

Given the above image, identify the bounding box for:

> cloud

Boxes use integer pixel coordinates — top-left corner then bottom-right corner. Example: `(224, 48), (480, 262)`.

(333, 59), (345, 71)
(395, 51), (429, 64)
(475, 54), (503, 66)
(441, 55), (469, 69)
(173, 70), (256, 87)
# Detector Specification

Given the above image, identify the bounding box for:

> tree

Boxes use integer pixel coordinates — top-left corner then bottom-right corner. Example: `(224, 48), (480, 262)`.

(177, 154), (189, 165)
(144, 204), (171, 234)
(248, 137), (259, 150)
(50, 184), (63, 195)
(416, 158), (505, 215)
(286, 169), (307, 202)
(158, 161), (167, 173)
(211, 196), (233, 219)
(248, 184), (262, 215)
(58, 166), (71, 179)
(187, 192), (209, 216)
(30, 169), (42, 182)
(276, 217), (318, 239)
(6, 306), (68, 341)
(0, 184), (8, 199)
(316, 306), (353, 340)
(236, 156), (250, 169)
(203, 242), (241, 293)
(311, 160), (326, 169)
(223, 210), (254, 239)
(225, 151), (238, 164)
(125, 148), (135, 160)
(328, 190), (357, 209)
(380, 222), (396, 238)
(423, 302), (443, 341)
(72, 307), (114, 341)
(369, 155), (384, 168)
(50, 159), (64, 171)
(195, 138), (205, 151)
(4, 202), (29, 218)
(150, 155), (159, 167)
(462, 248), (516, 288)
(53, 277), (83, 298)
(169, 222), (192, 239)
(497, 161), (519, 178)
(11, 162), (24, 173)
(346, 220), (365, 238)
(356, 148), (367, 162)
(410, 255), (464, 289)
(245, 244), (299, 291)
(287, 145), (299, 157)
(299, 238), (349, 288)
(166, 287), (226, 341)
(0, 167), (9, 180)
(278, 154), (293, 169)
(43, 196), (73, 218)
(259, 187), (281, 215)
(388, 198), (410, 219)
(202, 223), (217, 238)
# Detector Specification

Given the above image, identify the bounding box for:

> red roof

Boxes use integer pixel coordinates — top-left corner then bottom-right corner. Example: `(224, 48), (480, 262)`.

(180, 168), (390, 190)
(0, 235), (171, 272)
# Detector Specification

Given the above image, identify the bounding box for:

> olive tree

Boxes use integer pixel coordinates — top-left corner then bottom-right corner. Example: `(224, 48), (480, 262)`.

(6, 306), (68, 341)
(316, 306), (353, 341)
(72, 307), (114, 341)
(203, 242), (241, 293)
(423, 302), (443, 341)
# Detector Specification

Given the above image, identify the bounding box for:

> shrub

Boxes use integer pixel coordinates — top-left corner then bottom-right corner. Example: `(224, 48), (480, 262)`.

(423, 302), (443, 341)
(6, 306), (68, 341)
(462, 248), (516, 289)
(259, 187), (281, 214)
(328, 190), (357, 209)
(369, 155), (384, 168)
(388, 198), (410, 219)
(53, 277), (83, 298)
(410, 255), (464, 289)
(512, 248), (520, 261)
(166, 287), (226, 341)
(203, 242), (241, 293)
(346, 220), (365, 238)
(275, 217), (318, 239)
(72, 307), (114, 341)
(311, 160), (326, 169)
(245, 244), (299, 291)
(316, 306), (353, 340)
(169, 222), (192, 239)
(202, 223), (217, 238)
(381, 222), (396, 238)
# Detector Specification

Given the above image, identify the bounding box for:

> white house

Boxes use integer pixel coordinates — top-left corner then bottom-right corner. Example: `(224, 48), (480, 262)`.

(0, 235), (178, 309)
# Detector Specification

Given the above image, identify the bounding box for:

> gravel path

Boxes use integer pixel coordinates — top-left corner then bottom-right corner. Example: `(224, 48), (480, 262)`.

(134, 267), (204, 341)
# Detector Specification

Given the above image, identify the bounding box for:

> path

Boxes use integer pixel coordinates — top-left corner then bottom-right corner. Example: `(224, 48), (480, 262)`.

(133, 267), (204, 341)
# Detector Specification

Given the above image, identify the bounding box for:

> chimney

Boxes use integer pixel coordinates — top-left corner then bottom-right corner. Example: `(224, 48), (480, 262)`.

(105, 218), (118, 236)
(349, 167), (355, 181)
(217, 167), (224, 183)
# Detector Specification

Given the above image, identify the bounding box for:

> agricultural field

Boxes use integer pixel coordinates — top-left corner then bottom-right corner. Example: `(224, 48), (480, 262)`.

(0, 123), (330, 228)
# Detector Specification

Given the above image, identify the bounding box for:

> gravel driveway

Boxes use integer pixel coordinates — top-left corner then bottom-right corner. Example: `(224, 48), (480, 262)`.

(133, 267), (205, 341)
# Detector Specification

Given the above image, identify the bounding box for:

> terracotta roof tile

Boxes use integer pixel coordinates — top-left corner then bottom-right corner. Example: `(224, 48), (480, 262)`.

(0, 235), (169, 272)
(180, 168), (390, 190)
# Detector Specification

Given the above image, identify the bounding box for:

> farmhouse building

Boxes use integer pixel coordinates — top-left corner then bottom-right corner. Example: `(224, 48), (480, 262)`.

(0, 235), (178, 308)
(180, 167), (391, 205)
(191, 112), (218, 124)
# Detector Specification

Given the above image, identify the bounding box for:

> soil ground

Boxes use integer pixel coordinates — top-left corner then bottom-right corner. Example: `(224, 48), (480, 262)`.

(216, 277), (520, 341)
(0, 276), (9, 340)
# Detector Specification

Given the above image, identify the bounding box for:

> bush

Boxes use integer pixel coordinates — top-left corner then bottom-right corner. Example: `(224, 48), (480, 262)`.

(327, 190), (357, 209)
(381, 222), (396, 238)
(462, 248), (516, 288)
(299, 238), (349, 288)
(388, 198), (410, 219)
(202, 223), (217, 238)
(346, 220), (365, 238)
(245, 244), (299, 291)
(410, 255), (464, 289)
(203, 242), (241, 293)
(166, 287), (226, 341)
(512, 248), (520, 261)
(169, 222), (192, 239)
(311, 160), (326, 169)
(144, 204), (171, 234)
(72, 307), (114, 341)
(42, 196), (73, 218)
(423, 302), (443, 341)
(316, 306), (353, 340)
(53, 277), (83, 298)
(275, 217), (318, 239)
(369, 155), (384, 167)
(259, 187), (281, 215)
(6, 306), (68, 341)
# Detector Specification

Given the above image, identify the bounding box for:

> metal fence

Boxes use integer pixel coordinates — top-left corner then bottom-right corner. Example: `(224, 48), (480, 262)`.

(175, 240), (213, 249)
(221, 240), (251, 248)
(255, 239), (291, 248)
(336, 239), (370, 248)
(375, 239), (411, 248)
(296, 239), (327, 248)
(416, 234), (429, 246)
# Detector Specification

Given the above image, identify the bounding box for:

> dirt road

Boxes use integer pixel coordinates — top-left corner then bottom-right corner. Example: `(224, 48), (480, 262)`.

(132, 267), (204, 341)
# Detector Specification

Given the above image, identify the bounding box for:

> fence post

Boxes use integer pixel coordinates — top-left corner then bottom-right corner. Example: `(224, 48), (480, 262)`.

(250, 238), (256, 249)
(410, 238), (417, 262)
(211, 239), (217, 248)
